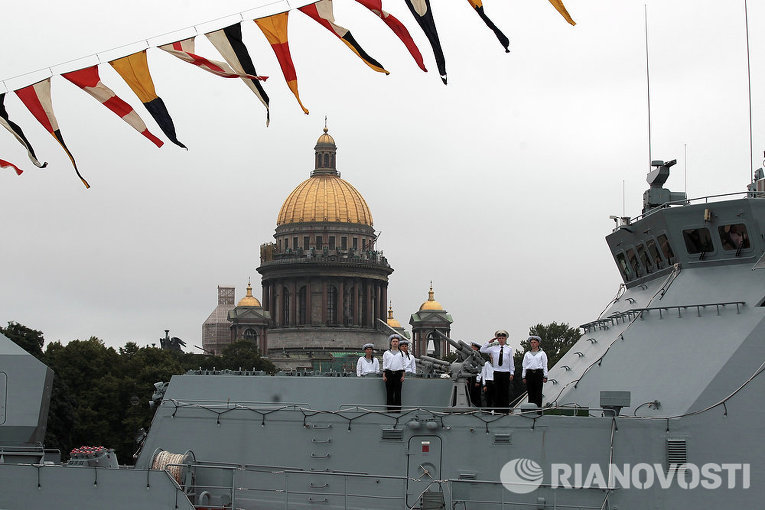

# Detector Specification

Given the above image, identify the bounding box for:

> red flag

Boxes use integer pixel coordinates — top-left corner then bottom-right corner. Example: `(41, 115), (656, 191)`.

(0, 158), (23, 175)
(354, 0), (426, 72)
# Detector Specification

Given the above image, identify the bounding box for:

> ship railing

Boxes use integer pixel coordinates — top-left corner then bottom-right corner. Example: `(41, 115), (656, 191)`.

(167, 459), (614, 510)
(580, 301), (746, 332)
(163, 398), (587, 423)
(630, 191), (760, 223)
(0, 445), (61, 464)
(447, 478), (614, 509)
(167, 461), (408, 510)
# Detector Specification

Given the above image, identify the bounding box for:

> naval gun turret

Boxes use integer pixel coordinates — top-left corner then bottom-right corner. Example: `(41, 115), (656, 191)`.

(425, 330), (485, 407)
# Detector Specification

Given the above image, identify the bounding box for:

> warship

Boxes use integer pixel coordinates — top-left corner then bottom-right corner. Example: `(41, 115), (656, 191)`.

(1, 162), (763, 509)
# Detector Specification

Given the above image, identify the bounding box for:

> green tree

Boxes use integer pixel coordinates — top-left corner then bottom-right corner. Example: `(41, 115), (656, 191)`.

(218, 340), (276, 373)
(509, 322), (582, 404)
(524, 322), (582, 367)
(2, 323), (281, 463)
(0, 321), (45, 359)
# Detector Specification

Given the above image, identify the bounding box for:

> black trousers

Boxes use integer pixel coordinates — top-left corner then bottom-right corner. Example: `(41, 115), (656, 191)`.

(493, 371), (511, 411)
(384, 370), (404, 412)
(469, 376), (482, 407)
(526, 369), (544, 408)
(483, 380), (495, 408)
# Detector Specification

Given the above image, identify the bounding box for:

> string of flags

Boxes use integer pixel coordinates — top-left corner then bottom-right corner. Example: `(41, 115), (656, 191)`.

(1, 0), (575, 187)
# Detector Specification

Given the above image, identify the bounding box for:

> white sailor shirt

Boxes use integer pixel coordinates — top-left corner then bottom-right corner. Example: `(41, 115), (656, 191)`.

(477, 361), (494, 385)
(356, 356), (380, 376)
(382, 349), (406, 371)
(480, 342), (514, 374)
(521, 350), (548, 378)
(402, 354), (417, 374)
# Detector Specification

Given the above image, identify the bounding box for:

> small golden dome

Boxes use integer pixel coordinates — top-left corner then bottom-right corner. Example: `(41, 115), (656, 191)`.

(419, 284), (444, 311)
(237, 281), (261, 307)
(277, 174), (373, 226)
(316, 126), (335, 145)
(387, 302), (402, 328)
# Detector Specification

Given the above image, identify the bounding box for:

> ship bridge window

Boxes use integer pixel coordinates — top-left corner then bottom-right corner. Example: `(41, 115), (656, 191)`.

(616, 252), (634, 281)
(637, 244), (654, 274)
(626, 248), (644, 278)
(646, 239), (665, 269)
(683, 228), (714, 255)
(718, 224), (750, 251)
(658, 234), (675, 264)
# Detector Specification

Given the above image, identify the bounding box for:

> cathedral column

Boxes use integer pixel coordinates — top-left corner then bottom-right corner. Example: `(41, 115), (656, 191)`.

(290, 280), (297, 327)
(322, 279), (328, 325)
(275, 281), (283, 327)
(338, 278), (345, 326)
(375, 284), (381, 325)
(352, 280), (359, 326)
(365, 282), (372, 327)
(380, 284), (387, 324)
(306, 279), (312, 325)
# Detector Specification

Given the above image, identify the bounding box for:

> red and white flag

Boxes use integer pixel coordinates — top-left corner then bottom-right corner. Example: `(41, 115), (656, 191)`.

(62, 66), (164, 148)
(15, 78), (90, 188)
(160, 37), (268, 81)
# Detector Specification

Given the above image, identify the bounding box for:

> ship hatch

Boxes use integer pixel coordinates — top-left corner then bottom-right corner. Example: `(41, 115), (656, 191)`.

(407, 436), (443, 508)
(667, 438), (688, 467)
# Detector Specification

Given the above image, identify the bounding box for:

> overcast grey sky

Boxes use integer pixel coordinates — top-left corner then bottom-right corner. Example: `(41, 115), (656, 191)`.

(1, 0), (762, 352)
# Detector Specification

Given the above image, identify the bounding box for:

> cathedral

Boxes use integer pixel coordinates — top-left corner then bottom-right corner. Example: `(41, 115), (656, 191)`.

(202, 128), (453, 370)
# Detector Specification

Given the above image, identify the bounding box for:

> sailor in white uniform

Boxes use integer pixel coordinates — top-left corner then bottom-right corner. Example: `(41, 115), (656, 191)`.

(399, 339), (417, 374)
(382, 334), (406, 412)
(521, 335), (548, 408)
(476, 356), (495, 408)
(356, 343), (380, 377)
(480, 329), (514, 412)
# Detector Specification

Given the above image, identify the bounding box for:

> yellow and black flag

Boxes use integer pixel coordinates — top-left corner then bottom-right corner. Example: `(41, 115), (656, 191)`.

(299, 0), (388, 75)
(404, 0), (447, 84)
(467, 0), (509, 53)
(547, 0), (576, 26)
(110, 51), (187, 149)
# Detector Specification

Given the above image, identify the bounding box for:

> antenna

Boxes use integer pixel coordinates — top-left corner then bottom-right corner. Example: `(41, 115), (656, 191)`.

(644, 5), (652, 171)
(622, 179), (626, 217)
(684, 143), (687, 195)
(745, 0), (754, 184)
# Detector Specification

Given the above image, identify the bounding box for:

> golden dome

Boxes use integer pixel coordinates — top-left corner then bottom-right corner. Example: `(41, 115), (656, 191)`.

(316, 126), (335, 145)
(387, 302), (402, 328)
(277, 174), (373, 226)
(237, 282), (261, 307)
(419, 284), (444, 311)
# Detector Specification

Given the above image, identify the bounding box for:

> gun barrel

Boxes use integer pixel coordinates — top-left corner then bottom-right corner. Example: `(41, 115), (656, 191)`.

(420, 355), (450, 367)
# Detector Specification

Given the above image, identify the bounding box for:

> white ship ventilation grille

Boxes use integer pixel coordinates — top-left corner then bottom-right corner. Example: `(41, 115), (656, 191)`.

(666, 439), (687, 468)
